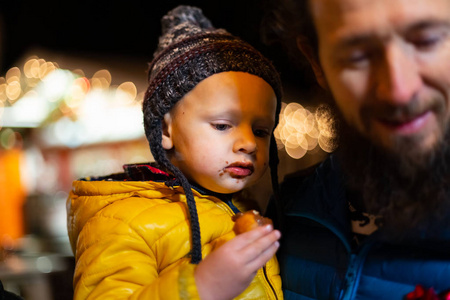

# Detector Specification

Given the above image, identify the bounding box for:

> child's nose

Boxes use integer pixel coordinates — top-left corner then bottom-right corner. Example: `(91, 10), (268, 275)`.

(233, 129), (257, 154)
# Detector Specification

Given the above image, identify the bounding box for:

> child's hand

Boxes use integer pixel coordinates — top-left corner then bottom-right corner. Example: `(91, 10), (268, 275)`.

(194, 224), (281, 300)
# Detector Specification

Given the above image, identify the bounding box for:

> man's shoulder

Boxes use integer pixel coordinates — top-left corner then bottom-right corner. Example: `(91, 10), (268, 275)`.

(278, 154), (347, 215)
(282, 162), (322, 185)
(281, 154), (338, 191)
(280, 162), (322, 198)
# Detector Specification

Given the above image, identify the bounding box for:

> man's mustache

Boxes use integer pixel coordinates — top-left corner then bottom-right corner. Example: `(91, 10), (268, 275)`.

(361, 96), (443, 125)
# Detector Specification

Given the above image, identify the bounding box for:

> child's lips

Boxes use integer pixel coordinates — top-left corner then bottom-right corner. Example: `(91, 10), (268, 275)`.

(224, 162), (254, 178)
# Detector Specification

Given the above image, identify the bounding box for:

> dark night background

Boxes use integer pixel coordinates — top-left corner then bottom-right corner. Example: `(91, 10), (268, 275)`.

(0, 4), (325, 298)
(0, 0), (316, 92)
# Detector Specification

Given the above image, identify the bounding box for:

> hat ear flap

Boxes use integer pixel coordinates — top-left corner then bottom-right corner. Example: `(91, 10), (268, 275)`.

(162, 113), (174, 150)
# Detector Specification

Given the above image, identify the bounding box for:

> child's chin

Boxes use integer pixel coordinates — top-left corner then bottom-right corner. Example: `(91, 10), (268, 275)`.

(203, 175), (259, 194)
(210, 182), (248, 194)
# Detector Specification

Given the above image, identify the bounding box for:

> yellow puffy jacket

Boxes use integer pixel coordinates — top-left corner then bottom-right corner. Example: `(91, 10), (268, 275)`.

(67, 164), (282, 299)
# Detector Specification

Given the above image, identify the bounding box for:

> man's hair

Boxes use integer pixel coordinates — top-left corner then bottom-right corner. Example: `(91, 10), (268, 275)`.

(261, 0), (317, 68)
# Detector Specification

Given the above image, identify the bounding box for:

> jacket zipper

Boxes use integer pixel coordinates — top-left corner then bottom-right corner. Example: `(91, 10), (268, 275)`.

(263, 265), (278, 299)
(339, 240), (375, 300)
(293, 213), (377, 300)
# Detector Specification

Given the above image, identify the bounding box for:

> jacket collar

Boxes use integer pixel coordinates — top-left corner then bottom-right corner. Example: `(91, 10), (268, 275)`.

(125, 163), (241, 213)
(86, 162), (242, 213)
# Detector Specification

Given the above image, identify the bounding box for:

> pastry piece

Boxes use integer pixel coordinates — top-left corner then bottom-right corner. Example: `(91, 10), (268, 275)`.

(232, 210), (273, 235)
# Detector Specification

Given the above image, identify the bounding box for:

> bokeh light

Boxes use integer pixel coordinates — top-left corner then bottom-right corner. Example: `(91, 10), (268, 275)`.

(115, 81), (137, 105)
(1, 128), (16, 149)
(1, 55), (337, 160)
(274, 102), (337, 159)
(91, 69), (112, 90)
(0, 56), (146, 149)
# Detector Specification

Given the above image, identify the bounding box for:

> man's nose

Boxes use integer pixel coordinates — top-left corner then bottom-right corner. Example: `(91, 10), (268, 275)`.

(375, 43), (423, 105)
(233, 128), (257, 154)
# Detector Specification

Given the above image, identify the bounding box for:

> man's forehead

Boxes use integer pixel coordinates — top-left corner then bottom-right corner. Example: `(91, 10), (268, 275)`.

(309, 0), (450, 43)
(309, 0), (449, 23)
(310, 0), (431, 12)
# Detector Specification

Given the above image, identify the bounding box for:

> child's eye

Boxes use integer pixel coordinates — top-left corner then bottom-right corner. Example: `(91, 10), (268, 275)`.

(212, 123), (231, 131)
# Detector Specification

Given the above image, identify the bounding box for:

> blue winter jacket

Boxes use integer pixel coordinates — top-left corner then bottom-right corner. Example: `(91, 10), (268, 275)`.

(272, 155), (450, 300)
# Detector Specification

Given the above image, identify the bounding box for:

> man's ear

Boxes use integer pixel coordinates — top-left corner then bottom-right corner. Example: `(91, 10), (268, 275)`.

(162, 113), (174, 150)
(296, 36), (328, 90)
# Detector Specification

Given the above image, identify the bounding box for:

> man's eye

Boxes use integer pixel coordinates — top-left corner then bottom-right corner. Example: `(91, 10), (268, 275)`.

(412, 35), (441, 49)
(254, 129), (270, 138)
(213, 124), (231, 131)
(409, 27), (449, 50)
(349, 53), (368, 63)
(336, 48), (372, 69)
(344, 50), (371, 67)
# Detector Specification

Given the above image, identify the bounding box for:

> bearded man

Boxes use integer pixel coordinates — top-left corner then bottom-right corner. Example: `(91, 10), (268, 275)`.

(263, 0), (450, 299)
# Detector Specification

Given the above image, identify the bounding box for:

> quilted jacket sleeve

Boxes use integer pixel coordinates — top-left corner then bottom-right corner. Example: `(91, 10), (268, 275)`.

(73, 205), (200, 300)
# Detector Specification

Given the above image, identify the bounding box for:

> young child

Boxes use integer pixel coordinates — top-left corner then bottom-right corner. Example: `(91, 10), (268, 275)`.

(67, 5), (283, 300)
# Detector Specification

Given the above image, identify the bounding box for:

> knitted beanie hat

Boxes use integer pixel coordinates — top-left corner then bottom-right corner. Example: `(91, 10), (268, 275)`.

(142, 5), (283, 264)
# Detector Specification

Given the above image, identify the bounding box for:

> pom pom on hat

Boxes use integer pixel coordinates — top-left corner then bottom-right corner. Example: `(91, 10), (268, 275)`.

(143, 5), (282, 133)
(156, 5), (215, 53)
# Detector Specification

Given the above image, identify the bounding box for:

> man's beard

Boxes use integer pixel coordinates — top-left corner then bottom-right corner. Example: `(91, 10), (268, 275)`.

(333, 107), (450, 240)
